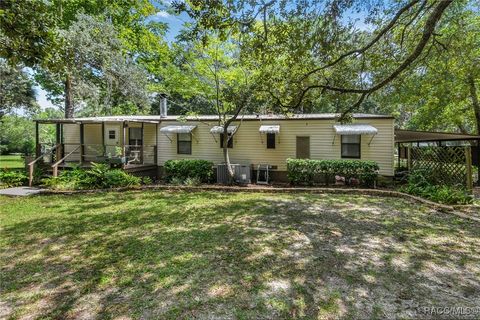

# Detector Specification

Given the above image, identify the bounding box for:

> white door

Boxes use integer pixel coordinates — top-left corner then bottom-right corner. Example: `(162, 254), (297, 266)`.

(105, 125), (120, 156)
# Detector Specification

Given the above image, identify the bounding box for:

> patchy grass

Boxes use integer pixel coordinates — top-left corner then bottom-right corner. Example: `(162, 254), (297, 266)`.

(0, 191), (479, 319)
(0, 155), (24, 169)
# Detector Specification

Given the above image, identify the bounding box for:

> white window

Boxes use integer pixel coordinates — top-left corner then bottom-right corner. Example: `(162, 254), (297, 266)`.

(341, 135), (361, 158)
(177, 133), (192, 154)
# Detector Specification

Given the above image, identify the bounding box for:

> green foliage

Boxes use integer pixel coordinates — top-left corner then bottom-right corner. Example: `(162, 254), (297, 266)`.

(401, 169), (473, 205)
(0, 60), (39, 117)
(286, 159), (379, 187)
(170, 177), (184, 186)
(42, 163), (142, 190)
(164, 159), (213, 183)
(0, 116), (35, 154)
(141, 176), (153, 185)
(184, 177), (202, 186)
(377, 10), (480, 133)
(1, 1), (161, 117)
(0, 169), (28, 187)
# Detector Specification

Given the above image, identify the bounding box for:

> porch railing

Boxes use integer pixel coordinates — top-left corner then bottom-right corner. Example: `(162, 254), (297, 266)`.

(52, 145), (81, 177)
(35, 143), (157, 168)
(28, 144), (60, 187)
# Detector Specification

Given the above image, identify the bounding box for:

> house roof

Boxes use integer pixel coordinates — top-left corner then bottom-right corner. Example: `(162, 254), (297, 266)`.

(35, 113), (394, 124)
(395, 129), (480, 143)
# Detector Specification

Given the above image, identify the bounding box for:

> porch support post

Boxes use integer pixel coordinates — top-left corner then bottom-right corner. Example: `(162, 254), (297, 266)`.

(55, 123), (62, 162)
(407, 143), (412, 171)
(79, 123), (85, 165)
(141, 122), (144, 164)
(466, 146), (473, 191)
(477, 139), (480, 186)
(35, 121), (41, 158)
(102, 122), (105, 156)
(396, 143), (399, 170)
(61, 123), (64, 158)
(155, 123), (158, 165)
(122, 121), (127, 169)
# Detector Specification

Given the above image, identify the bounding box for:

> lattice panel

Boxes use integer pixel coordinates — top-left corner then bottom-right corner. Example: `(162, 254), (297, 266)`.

(410, 146), (468, 187)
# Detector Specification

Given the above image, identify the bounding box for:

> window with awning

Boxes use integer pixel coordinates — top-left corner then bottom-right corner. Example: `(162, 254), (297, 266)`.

(210, 126), (237, 147)
(160, 125), (196, 143)
(333, 124), (378, 158)
(259, 125), (280, 149)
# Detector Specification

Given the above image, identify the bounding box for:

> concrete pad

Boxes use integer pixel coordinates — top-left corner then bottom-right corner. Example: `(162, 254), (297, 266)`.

(0, 187), (43, 197)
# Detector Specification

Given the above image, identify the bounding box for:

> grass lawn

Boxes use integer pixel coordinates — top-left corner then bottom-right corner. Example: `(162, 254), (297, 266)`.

(0, 155), (24, 169)
(1, 191), (479, 319)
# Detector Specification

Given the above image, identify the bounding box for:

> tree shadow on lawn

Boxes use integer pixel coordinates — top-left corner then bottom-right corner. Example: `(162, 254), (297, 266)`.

(1, 192), (479, 319)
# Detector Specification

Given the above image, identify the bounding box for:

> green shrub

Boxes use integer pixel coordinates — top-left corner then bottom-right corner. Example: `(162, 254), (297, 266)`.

(0, 169), (28, 187)
(141, 176), (153, 185)
(184, 176), (202, 186)
(170, 177), (184, 185)
(164, 159), (213, 183)
(286, 159), (379, 187)
(103, 170), (141, 188)
(42, 163), (141, 190)
(401, 169), (473, 205)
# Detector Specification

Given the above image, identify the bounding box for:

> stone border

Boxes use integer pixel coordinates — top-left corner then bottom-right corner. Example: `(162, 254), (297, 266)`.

(38, 184), (479, 216)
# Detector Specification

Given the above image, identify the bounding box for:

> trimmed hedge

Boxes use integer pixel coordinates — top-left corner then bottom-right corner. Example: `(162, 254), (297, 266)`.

(164, 159), (214, 183)
(286, 159), (379, 187)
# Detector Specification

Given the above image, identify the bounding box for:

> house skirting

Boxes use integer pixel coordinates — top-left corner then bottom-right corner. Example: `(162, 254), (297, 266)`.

(156, 165), (289, 183)
(125, 165), (158, 179)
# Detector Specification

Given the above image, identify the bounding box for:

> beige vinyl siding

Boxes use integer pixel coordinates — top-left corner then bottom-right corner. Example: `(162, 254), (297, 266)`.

(157, 118), (394, 176)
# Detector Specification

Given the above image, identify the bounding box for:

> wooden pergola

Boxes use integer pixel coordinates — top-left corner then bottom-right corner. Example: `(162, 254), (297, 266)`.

(395, 129), (480, 188)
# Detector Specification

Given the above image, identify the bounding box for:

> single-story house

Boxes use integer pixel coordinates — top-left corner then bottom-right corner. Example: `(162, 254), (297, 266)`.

(33, 112), (395, 182)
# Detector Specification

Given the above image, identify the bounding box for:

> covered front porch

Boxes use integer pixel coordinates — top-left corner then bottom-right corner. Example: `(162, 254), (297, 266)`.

(30, 118), (159, 185)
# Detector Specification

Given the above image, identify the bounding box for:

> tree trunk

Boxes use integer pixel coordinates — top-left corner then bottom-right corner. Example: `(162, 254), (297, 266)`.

(64, 74), (74, 119)
(223, 140), (234, 184)
(222, 123), (235, 184)
(468, 75), (480, 135)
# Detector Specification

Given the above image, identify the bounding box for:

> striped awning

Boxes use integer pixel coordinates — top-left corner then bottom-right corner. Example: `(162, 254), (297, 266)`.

(210, 125), (238, 134)
(259, 125), (280, 134)
(160, 125), (196, 133)
(333, 124), (378, 135)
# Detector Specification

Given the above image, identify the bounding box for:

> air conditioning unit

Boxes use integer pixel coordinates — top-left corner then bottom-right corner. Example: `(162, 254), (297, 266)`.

(217, 164), (251, 184)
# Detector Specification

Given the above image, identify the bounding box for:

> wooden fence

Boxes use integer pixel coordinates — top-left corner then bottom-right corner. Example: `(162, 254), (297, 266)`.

(405, 145), (473, 190)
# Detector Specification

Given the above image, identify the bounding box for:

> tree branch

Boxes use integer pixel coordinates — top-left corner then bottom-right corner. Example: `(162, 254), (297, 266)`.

(291, 0), (453, 109)
(300, 0), (421, 82)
